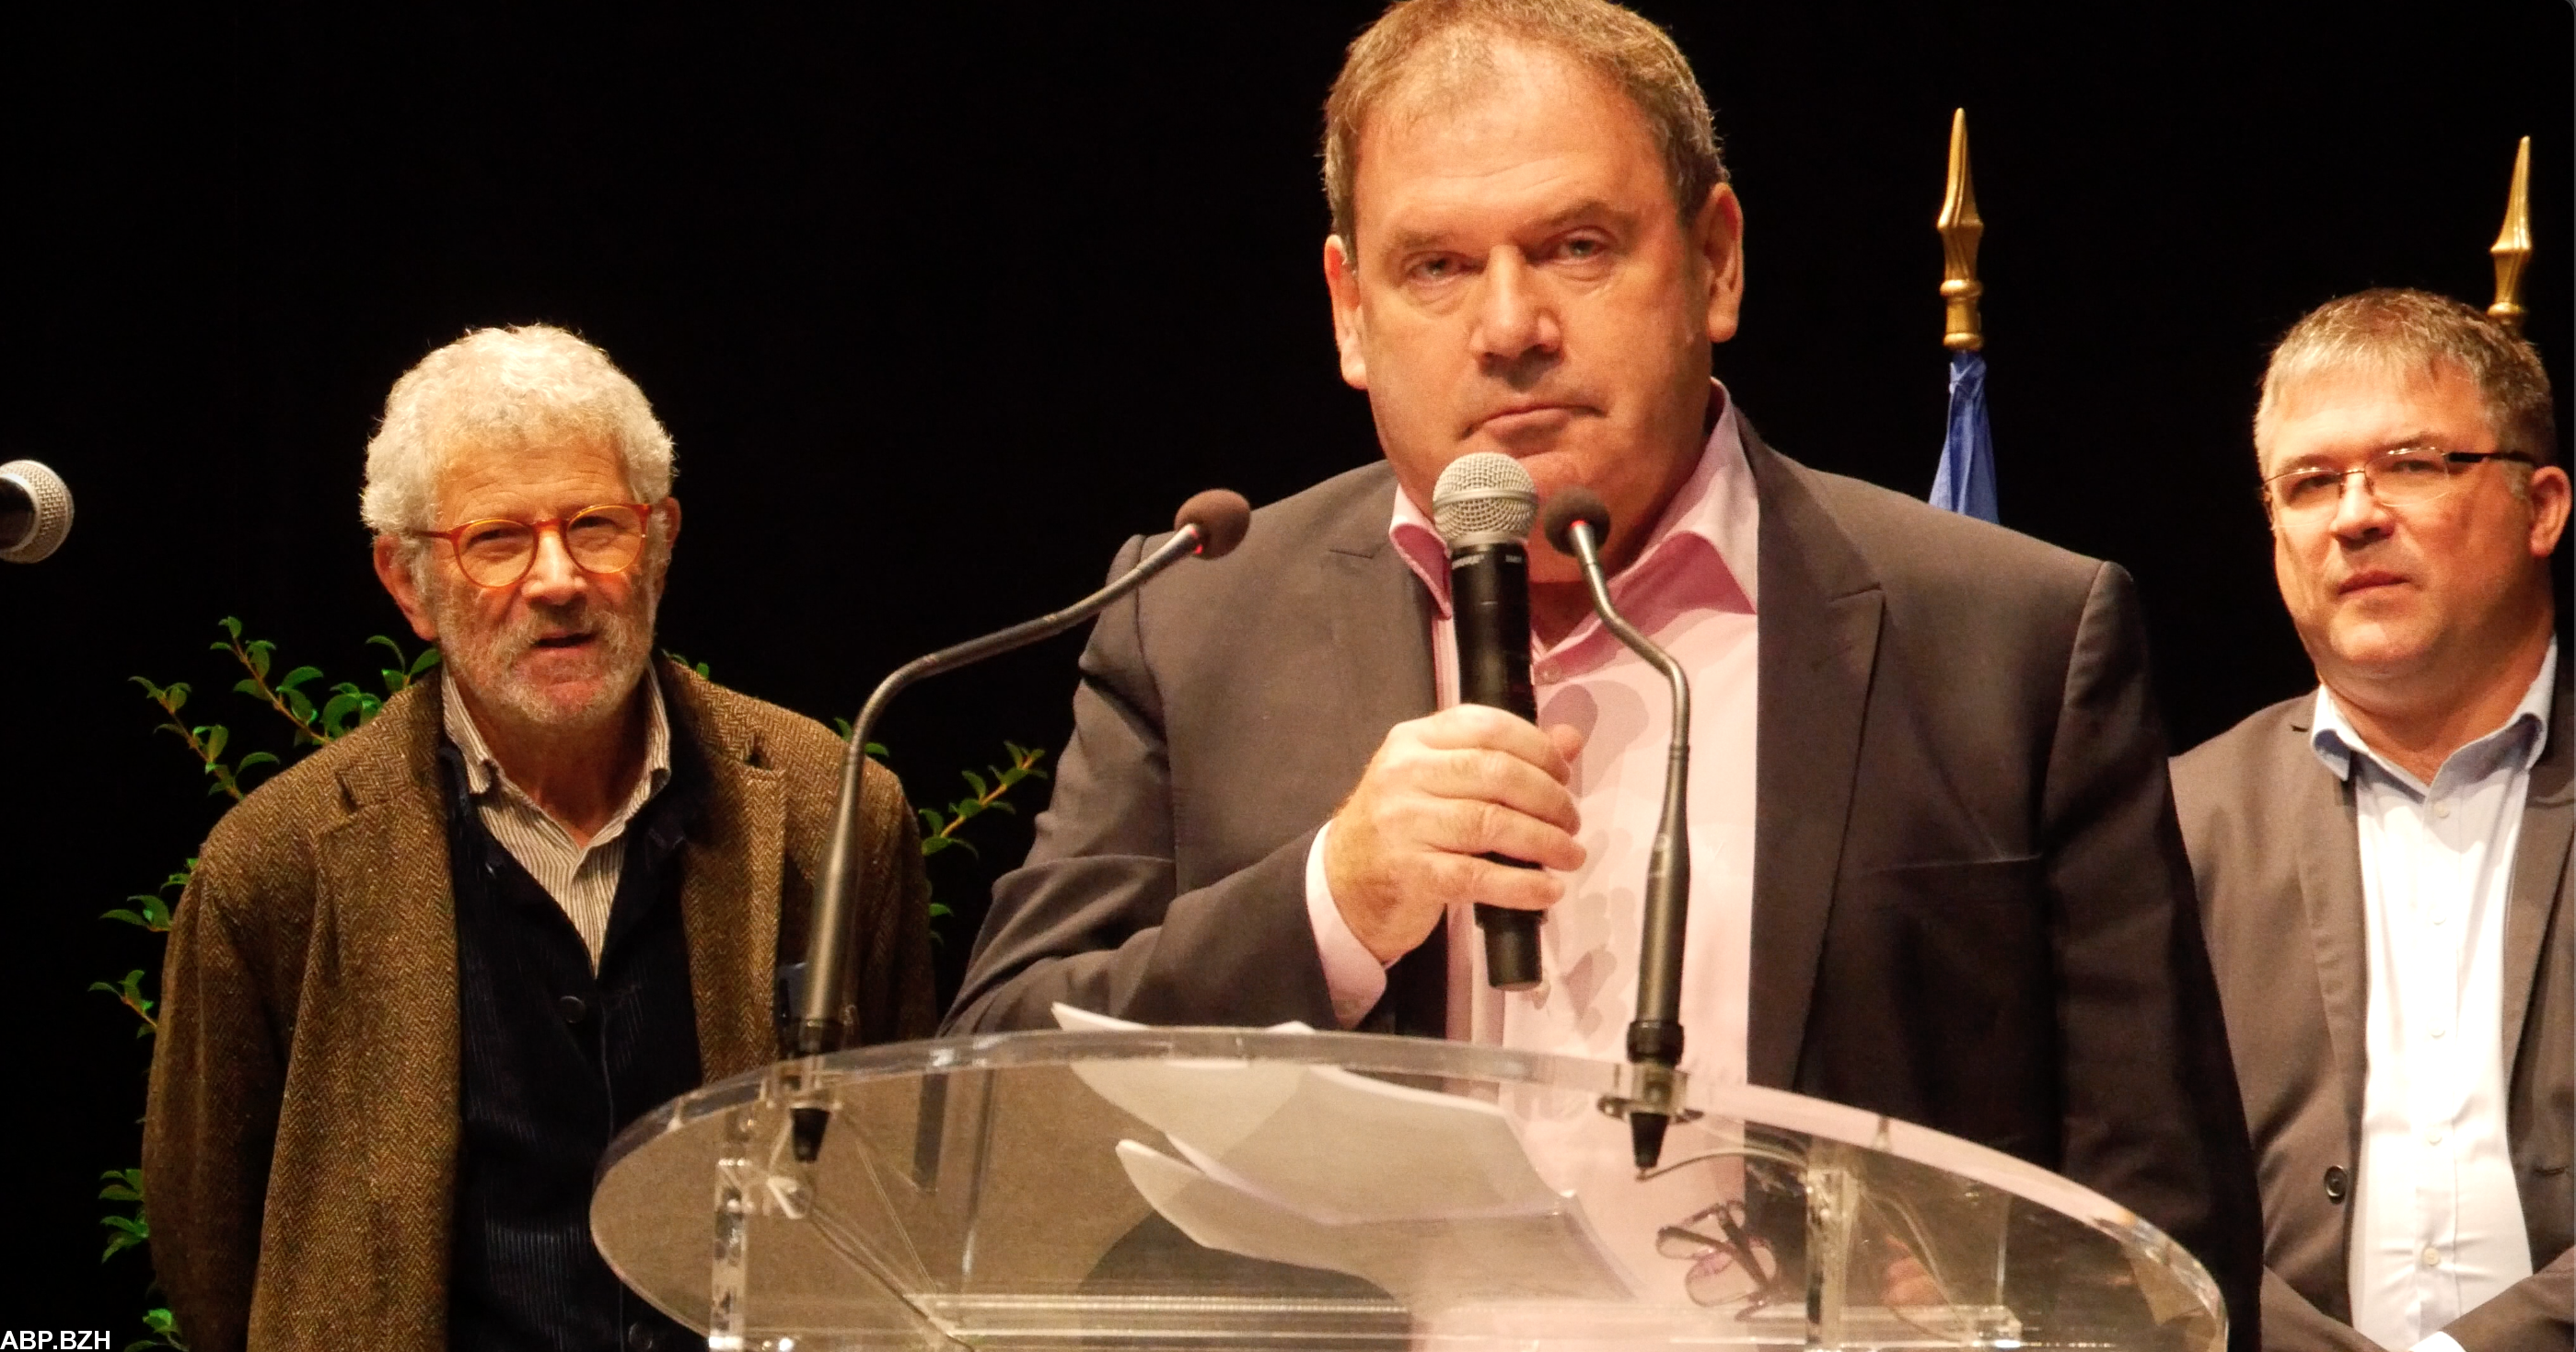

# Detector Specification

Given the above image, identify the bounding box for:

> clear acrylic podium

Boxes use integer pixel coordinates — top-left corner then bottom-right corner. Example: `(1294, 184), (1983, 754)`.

(593, 1028), (2224, 1350)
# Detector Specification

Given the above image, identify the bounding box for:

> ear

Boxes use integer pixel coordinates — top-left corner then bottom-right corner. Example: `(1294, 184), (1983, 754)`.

(1694, 183), (1746, 344)
(650, 495), (683, 586)
(1323, 234), (1369, 390)
(373, 535), (441, 643)
(2524, 464), (2570, 558)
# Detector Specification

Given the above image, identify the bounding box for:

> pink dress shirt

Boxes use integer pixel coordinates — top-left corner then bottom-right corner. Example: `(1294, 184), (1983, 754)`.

(1304, 390), (1761, 1094)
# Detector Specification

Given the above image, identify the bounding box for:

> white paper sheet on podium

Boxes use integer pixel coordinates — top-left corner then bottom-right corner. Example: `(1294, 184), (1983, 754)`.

(1052, 1005), (1633, 1307)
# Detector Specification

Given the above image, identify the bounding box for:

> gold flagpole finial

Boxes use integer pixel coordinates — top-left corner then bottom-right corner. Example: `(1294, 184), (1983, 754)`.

(2489, 135), (2533, 337)
(1937, 108), (1984, 352)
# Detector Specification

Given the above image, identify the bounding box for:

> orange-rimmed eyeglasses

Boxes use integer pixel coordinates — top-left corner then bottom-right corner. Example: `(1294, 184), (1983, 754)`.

(411, 502), (659, 589)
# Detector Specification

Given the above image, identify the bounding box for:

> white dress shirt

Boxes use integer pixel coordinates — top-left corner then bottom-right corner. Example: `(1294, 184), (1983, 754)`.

(443, 670), (673, 967)
(2312, 642), (2555, 1352)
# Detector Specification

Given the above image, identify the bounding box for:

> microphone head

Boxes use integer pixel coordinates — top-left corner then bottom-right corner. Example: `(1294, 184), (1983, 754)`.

(1175, 488), (1251, 559)
(1539, 487), (1612, 556)
(1431, 451), (1537, 546)
(0, 459), (73, 564)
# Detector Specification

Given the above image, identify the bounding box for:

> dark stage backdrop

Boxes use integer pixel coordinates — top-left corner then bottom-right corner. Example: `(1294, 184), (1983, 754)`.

(0, 0), (2566, 1329)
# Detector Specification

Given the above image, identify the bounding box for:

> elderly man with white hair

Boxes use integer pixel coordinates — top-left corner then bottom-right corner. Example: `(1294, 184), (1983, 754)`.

(144, 325), (934, 1352)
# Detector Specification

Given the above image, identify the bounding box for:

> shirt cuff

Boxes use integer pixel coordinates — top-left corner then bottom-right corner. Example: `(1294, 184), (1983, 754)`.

(1305, 822), (1390, 1029)
(2410, 1334), (2466, 1352)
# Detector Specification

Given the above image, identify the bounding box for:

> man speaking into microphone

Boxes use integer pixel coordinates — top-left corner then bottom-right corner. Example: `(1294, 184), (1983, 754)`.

(946, 0), (2260, 1337)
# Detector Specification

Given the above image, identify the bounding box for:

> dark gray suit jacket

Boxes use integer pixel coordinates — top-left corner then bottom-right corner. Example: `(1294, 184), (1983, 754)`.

(2173, 676), (2574, 1352)
(949, 425), (2263, 1349)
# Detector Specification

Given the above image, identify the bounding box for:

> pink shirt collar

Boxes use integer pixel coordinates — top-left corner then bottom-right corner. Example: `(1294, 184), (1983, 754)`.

(1388, 383), (1759, 671)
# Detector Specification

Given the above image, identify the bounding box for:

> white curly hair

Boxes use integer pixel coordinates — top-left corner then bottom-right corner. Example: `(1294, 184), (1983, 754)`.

(361, 324), (676, 537)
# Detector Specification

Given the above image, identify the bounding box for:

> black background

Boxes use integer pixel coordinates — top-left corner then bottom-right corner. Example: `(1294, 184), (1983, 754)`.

(0, 0), (2566, 1332)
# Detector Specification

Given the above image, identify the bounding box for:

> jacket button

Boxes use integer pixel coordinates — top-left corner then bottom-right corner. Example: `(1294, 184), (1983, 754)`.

(624, 1322), (658, 1351)
(2323, 1165), (2349, 1203)
(557, 995), (589, 1024)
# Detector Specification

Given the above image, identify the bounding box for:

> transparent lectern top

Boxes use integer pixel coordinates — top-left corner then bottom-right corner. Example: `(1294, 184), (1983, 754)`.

(595, 1029), (2223, 1351)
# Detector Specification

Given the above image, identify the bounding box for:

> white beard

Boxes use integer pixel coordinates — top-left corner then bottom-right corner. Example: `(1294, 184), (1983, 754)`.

(428, 565), (660, 733)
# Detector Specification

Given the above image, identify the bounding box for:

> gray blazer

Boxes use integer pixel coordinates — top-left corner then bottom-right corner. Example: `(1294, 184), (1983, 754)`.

(2173, 678), (2574, 1352)
(950, 423), (2265, 1350)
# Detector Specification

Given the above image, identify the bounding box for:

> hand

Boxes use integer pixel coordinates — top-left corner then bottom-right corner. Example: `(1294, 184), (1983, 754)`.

(1323, 704), (1587, 964)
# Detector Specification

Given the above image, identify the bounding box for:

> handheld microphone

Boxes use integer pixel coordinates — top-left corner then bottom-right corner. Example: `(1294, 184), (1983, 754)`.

(787, 487), (1251, 1161)
(0, 460), (74, 563)
(1431, 451), (1546, 992)
(1542, 487), (1692, 1170)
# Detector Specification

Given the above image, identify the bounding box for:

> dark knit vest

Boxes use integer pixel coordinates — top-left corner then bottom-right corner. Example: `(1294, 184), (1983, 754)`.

(438, 735), (708, 1352)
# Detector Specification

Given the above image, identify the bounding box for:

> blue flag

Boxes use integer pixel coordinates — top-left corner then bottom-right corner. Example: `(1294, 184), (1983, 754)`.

(1929, 348), (1997, 522)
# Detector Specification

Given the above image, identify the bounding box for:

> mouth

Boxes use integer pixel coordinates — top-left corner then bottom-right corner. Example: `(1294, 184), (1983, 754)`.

(1471, 402), (1586, 439)
(2337, 570), (2408, 596)
(530, 632), (598, 651)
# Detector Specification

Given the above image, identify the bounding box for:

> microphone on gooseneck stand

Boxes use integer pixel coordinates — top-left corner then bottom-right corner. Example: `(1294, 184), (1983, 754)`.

(1431, 451), (1546, 992)
(786, 487), (1254, 1163)
(0, 460), (74, 564)
(1541, 487), (1693, 1171)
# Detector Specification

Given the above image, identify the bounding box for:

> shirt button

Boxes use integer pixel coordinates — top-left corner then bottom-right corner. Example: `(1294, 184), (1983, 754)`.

(2423, 1125), (2446, 1146)
(2322, 1165), (2349, 1203)
(2431, 800), (2451, 819)
(2428, 906), (2449, 927)
(2430, 1023), (2448, 1039)
(2420, 1246), (2442, 1269)
(557, 995), (589, 1024)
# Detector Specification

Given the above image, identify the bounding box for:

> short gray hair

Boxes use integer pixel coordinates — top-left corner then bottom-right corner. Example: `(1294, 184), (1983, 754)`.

(1322, 0), (1726, 251)
(2256, 287), (2558, 472)
(361, 325), (676, 535)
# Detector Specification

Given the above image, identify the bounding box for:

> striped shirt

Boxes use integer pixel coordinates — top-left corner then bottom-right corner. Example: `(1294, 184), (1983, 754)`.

(442, 670), (673, 968)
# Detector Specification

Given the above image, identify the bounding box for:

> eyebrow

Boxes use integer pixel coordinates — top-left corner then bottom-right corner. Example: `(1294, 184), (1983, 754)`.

(1381, 198), (1633, 256)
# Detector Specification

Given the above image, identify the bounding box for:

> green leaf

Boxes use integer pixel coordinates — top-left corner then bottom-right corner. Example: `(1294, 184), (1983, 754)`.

(916, 808), (943, 835)
(929, 902), (953, 918)
(920, 834), (956, 857)
(165, 682), (189, 713)
(1004, 740), (1027, 759)
(101, 908), (147, 928)
(230, 678), (262, 699)
(202, 725), (227, 761)
(219, 615), (242, 640)
(863, 740), (888, 758)
(952, 798), (984, 822)
(130, 676), (166, 702)
(277, 665), (324, 692)
(320, 691), (364, 737)
(960, 769), (989, 798)
(411, 645), (443, 676)
(985, 800), (1016, 816)
(246, 639), (274, 680)
(284, 688), (315, 723)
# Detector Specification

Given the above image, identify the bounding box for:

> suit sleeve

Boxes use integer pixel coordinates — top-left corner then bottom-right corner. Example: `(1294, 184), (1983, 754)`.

(2042, 562), (2268, 1352)
(944, 534), (1340, 1032)
(143, 860), (284, 1352)
(2440, 1248), (2573, 1352)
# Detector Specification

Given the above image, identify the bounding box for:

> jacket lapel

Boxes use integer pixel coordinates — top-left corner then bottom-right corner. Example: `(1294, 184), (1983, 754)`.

(2285, 703), (2373, 1148)
(1743, 426), (1885, 1090)
(667, 665), (785, 1078)
(1321, 473), (1443, 1035)
(313, 684), (461, 1328)
(2500, 669), (2573, 1069)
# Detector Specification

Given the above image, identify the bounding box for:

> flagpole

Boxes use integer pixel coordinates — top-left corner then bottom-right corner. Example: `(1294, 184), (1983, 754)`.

(1938, 108), (1984, 353)
(2489, 135), (2532, 338)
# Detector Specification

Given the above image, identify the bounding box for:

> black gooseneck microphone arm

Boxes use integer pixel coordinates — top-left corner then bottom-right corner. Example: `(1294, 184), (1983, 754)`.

(795, 522), (1214, 1060)
(786, 490), (1250, 1163)
(1547, 490), (1692, 1170)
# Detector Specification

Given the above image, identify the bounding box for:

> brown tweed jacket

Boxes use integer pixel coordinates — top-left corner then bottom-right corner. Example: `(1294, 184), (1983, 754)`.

(142, 659), (934, 1352)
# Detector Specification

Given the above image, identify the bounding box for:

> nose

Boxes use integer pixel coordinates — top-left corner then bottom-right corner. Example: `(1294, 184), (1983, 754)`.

(518, 521), (588, 603)
(1468, 247), (1561, 377)
(2327, 471), (2396, 542)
